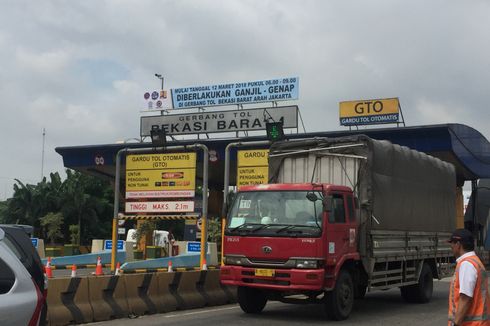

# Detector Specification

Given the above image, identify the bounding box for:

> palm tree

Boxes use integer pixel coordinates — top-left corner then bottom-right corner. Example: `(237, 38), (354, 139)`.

(8, 180), (40, 226)
(61, 170), (113, 245)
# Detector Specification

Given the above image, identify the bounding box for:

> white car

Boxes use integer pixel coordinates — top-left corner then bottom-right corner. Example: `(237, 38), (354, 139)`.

(0, 227), (45, 325)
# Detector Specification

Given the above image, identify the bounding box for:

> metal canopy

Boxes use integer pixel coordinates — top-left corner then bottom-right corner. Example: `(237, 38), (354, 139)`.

(55, 123), (490, 186)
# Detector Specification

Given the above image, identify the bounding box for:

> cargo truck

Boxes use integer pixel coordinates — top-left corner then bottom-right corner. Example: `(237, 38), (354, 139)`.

(220, 135), (456, 320)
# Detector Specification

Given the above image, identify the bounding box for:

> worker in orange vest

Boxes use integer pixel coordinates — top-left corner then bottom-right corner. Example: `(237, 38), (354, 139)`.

(448, 229), (489, 326)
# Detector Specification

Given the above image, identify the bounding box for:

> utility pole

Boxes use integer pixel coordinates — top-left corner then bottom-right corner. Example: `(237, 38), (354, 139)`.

(41, 128), (46, 180)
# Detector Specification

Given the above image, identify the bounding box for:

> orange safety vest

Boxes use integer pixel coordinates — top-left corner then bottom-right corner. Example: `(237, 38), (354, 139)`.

(448, 254), (489, 325)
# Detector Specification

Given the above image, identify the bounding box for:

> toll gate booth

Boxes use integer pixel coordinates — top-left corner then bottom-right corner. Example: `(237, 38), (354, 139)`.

(56, 123), (490, 246)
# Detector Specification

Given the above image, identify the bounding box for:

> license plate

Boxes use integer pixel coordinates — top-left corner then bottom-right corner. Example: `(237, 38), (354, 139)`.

(255, 268), (275, 277)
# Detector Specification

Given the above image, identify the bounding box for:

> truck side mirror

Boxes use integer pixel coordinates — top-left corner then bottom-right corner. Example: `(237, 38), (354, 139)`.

(354, 197), (360, 209)
(306, 192), (318, 202)
(323, 196), (333, 212)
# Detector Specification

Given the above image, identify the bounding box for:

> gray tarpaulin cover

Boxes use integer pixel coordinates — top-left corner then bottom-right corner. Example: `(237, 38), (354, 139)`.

(269, 135), (456, 232)
(464, 179), (490, 249)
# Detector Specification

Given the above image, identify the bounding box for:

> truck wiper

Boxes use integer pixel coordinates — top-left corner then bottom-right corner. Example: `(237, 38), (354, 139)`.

(275, 225), (307, 234)
(229, 223), (267, 233)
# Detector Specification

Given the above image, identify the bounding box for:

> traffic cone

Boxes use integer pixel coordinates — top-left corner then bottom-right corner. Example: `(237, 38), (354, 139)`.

(202, 258), (208, 271)
(71, 264), (77, 278)
(95, 256), (104, 276)
(45, 257), (53, 279)
(115, 262), (121, 276)
(168, 260), (173, 272)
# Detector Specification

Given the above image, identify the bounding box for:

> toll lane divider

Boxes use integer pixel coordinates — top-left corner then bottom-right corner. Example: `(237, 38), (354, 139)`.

(47, 277), (93, 326)
(88, 275), (128, 321)
(120, 252), (205, 271)
(47, 270), (237, 326)
(42, 250), (126, 268)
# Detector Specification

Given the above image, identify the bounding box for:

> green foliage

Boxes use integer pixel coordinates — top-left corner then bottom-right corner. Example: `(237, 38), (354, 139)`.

(69, 224), (80, 245)
(3, 170), (114, 244)
(0, 201), (8, 223)
(40, 212), (64, 245)
(207, 218), (222, 243)
(135, 221), (156, 247)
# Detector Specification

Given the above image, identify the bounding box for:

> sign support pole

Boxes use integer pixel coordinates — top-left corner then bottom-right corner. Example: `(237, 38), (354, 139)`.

(111, 144), (209, 272)
(221, 140), (270, 265)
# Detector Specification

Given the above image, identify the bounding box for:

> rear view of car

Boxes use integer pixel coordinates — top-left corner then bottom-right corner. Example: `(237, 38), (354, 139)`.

(0, 226), (47, 325)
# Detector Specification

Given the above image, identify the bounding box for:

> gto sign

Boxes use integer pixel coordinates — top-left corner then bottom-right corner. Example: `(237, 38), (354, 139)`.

(339, 98), (400, 126)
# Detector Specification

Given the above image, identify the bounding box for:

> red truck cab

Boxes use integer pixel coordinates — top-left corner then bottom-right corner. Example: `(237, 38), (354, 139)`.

(220, 183), (360, 318)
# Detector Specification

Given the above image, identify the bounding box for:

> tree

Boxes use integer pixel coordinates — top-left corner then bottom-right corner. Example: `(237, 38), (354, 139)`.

(0, 200), (8, 223)
(69, 224), (80, 245)
(2, 169), (114, 244)
(40, 212), (64, 245)
(61, 170), (113, 245)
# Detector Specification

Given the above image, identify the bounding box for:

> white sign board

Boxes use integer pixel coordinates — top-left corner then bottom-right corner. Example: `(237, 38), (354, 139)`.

(125, 201), (195, 213)
(142, 90), (173, 110)
(171, 77), (299, 109)
(140, 105), (298, 136)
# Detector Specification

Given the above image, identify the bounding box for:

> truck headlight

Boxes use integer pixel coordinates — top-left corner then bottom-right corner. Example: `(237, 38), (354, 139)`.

(224, 256), (244, 265)
(295, 259), (319, 269)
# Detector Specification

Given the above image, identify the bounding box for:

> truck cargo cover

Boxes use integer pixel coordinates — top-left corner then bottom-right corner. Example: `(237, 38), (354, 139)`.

(269, 135), (456, 232)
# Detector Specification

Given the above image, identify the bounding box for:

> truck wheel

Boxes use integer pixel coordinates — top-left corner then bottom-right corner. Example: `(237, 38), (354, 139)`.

(237, 286), (267, 314)
(325, 269), (354, 320)
(354, 284), (367, 299)
(400, 263), (433, 303)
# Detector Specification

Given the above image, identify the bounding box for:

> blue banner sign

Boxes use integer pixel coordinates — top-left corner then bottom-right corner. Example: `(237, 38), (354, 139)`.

(104, 240), (124, 250)
(187, 242), (201, 252)
(31, 238), (38, 248)
(171, 77), (299, 109)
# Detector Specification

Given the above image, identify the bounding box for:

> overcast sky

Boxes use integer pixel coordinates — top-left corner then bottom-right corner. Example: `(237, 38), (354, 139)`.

(0, 0), (489, 199)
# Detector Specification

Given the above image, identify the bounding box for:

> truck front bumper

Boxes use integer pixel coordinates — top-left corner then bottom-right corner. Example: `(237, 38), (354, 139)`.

(220, 265), (325, 291)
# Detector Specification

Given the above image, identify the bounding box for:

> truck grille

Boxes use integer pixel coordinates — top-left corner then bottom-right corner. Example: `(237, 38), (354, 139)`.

(243, 278), (290, 286)
(248, 258), (289, 266)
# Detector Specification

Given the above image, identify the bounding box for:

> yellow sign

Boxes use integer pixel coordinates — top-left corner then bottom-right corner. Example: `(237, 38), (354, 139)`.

(237, 149), (269, 190)
(125, 153), (196, 198)
(126, 153), (196, 170)
(339, 98), (400, 126)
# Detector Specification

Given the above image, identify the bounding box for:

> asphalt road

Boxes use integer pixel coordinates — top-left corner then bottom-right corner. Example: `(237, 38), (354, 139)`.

(82, 279), (452, 326)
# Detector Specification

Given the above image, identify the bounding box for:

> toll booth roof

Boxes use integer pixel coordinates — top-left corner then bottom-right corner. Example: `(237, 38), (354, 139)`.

(55, 123), (490, 186)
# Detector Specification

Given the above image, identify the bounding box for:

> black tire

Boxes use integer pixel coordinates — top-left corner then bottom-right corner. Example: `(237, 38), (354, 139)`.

(354, 284), (367, 299)
(400, 263), (433, 303)
(237, 286), (267, 314)
(325, 269), (354, 320)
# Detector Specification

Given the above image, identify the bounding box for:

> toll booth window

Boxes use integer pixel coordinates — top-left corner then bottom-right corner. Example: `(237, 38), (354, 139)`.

(0, 257), (15, 294)
(329, 194), (345, 223)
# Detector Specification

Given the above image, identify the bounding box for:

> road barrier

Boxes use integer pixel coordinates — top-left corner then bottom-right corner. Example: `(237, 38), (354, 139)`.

(47, 269), (236, 325)
(47, 277), (93, 326)
(171, 270), (206, 309)
(87, 275), (128, 322)
(199, 270), (233, 306)
(154, 272), (179, 313)
(124, 273), (159, 316)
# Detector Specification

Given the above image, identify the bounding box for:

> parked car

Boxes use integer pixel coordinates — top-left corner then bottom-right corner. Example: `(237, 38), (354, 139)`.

(0, 225), (47, 325)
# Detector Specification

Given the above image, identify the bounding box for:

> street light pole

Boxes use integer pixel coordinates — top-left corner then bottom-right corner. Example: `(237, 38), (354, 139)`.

(41, 128), (45, 180)
(155, 73), (164, 90)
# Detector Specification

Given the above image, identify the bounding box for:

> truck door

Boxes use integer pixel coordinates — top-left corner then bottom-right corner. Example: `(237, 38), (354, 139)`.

(326, 192), (357, 263)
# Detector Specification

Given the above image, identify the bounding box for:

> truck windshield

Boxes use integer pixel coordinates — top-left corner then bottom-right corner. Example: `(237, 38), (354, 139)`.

(226, 191), (323, 236)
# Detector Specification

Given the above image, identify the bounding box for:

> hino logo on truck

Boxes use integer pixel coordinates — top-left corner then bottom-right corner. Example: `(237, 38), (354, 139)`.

(262, 246), (272, 254)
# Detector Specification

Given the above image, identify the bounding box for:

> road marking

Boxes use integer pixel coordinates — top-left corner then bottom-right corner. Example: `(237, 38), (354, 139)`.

(163, 301), (282, 318)
(164, 306), (239, 318)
